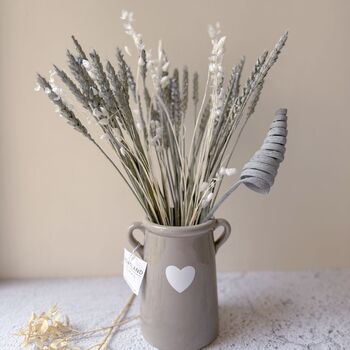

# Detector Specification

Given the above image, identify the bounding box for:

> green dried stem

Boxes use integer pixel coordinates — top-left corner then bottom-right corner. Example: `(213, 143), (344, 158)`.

(116, 48), (136, 102)
(54, 65), (90, 110)
(170, 72), (181, 137)
(89, 50), (118, 113)
(71, 35), (88, 60)
(66, 50), (95, 97)
(181, 66), (189, 114)
(37, 74), (90, 137)
(192, 72), (199, 118)
(116, 48), (130, 101)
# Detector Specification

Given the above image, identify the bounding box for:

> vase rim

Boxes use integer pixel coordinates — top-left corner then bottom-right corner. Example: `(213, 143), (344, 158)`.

(142, 218), (218, 237)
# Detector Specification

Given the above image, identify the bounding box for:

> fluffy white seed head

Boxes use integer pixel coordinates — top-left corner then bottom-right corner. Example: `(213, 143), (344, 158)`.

(138, 56), (145, 66)
(100, 107), (108, 117)
(124, 46), (132, 56)
(100, 133), (110, 140)
(162, 61), (170, 72)
(219, 167), (237, 177)
(160, 76), (169, 88)
(93, 108), (101, 117)
(98, 118), (109, 126)
(199, 182), (209, 192)
(201, 191), (214, 208)
(90, 87), (98, 95)
(120, 10), (128, 20)
(82, 59), (91, 70)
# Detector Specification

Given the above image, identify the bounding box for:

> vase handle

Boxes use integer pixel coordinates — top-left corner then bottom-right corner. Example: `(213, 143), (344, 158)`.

(213, 218), (231, 254)
(128, 222), (145, 258)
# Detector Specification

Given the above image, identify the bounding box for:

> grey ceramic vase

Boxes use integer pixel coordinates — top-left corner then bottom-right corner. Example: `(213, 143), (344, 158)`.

(128, 218), (231, 350)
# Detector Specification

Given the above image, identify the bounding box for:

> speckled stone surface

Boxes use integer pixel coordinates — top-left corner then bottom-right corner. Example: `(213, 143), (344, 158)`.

(1, 270), (350, 349)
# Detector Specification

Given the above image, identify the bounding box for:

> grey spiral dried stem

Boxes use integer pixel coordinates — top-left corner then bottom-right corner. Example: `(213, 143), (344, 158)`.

(204, 108), (288, 221)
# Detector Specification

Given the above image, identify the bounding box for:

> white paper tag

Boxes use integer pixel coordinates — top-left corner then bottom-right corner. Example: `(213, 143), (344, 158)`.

(123, 248), (147, 295)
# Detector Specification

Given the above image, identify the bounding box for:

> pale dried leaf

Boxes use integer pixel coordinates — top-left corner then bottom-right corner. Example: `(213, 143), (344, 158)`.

(40, 320), (49, 333)
(98, 118), (109, 126)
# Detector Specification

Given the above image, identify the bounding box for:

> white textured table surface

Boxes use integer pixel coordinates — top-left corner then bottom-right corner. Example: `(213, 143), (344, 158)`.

(1, 270), (350, 349)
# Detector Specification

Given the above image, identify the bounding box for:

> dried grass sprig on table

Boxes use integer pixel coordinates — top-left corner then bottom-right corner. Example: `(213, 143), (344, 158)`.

(15, 305), (79, 350)
(36, 10), (288, 226)
(16, 298), (138, 350)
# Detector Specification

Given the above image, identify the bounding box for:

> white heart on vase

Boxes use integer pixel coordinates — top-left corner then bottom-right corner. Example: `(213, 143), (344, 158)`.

(165, 265), (196, 293)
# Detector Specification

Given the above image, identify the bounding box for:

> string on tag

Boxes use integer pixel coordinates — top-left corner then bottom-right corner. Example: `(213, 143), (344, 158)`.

(120, 243), (140, 266)
(132, 243), (140, 254)
(127, 243), (140, 263)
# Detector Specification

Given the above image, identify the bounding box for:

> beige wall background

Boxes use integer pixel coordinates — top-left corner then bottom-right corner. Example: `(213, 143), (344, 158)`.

(0, 0), (349, 278)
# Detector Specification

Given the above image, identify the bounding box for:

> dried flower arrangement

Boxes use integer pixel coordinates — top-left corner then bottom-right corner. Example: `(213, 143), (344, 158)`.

(36, 10), (288, 226)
